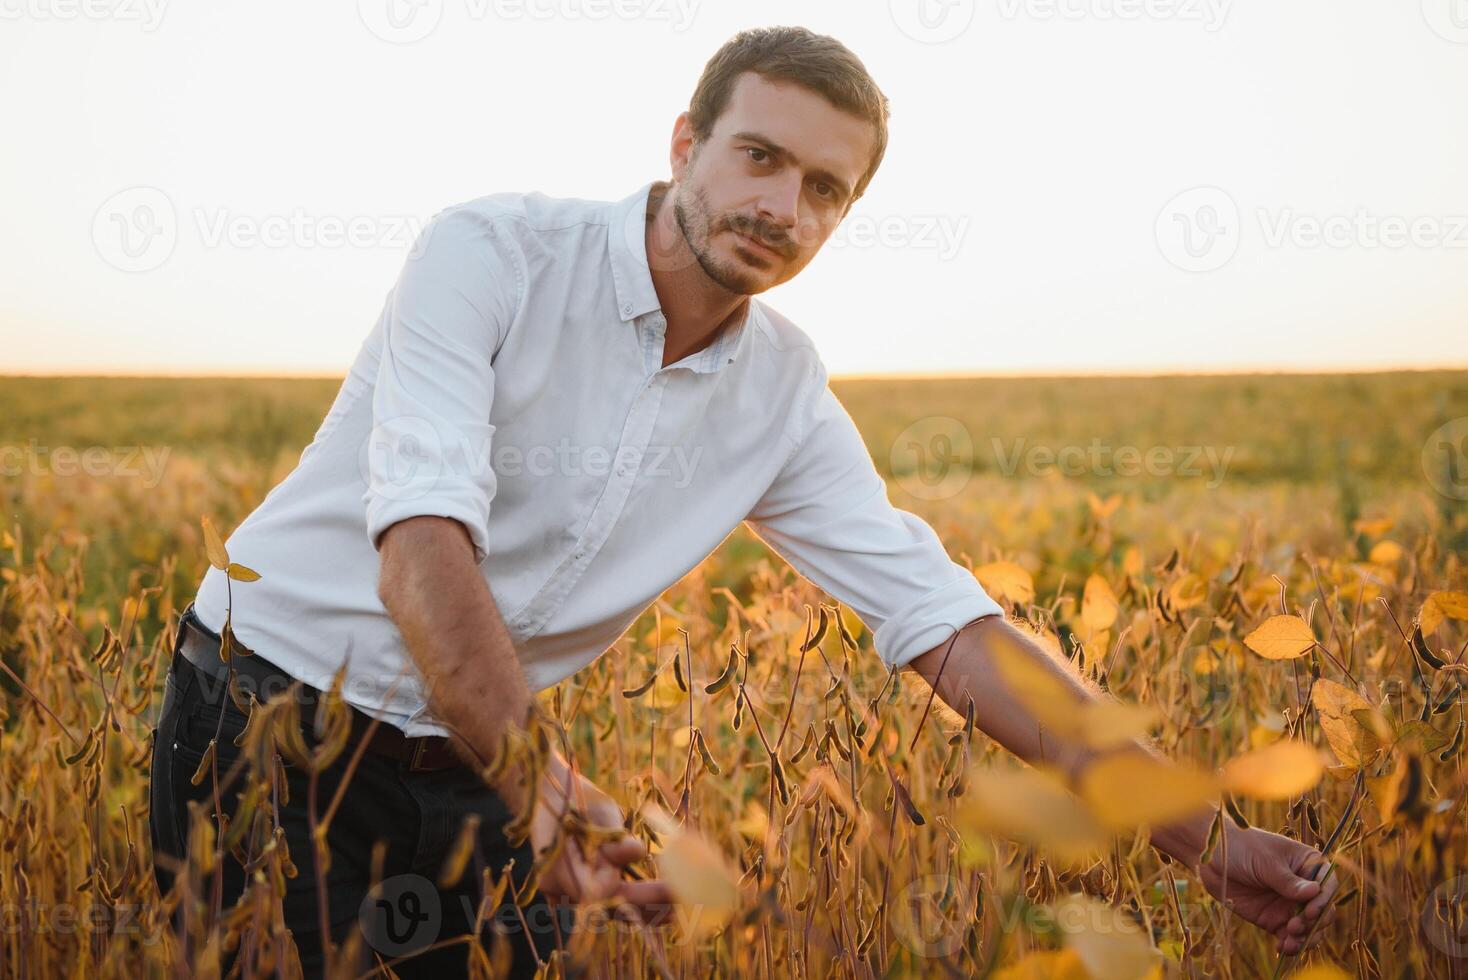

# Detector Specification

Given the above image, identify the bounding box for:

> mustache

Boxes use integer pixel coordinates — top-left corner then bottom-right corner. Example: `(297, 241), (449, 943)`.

(723, 214), (795, 256)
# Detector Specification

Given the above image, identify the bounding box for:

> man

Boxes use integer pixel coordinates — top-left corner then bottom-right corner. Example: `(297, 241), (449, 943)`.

(150, 25), (1338, 976)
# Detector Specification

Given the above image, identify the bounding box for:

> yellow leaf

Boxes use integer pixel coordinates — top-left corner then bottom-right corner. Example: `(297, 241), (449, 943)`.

(1082, 574), (1119, 633)
(988, 631), (1086, 739)
(765, 608), (802, 637)
(1167, 573), (1207, 612)
(955, 765), (1106, 869)
(1122, 547), (1143, 578)
(1368, 540), (1403, 564)
(1350, 707), (1394, 745)
(802, 763), (858, 820)
(201, 515), (229, 571)
(1365, 754), (1409, 824)
(995, 949), (1090, 980)
(1433, 590), (1468, 617)
(226, 562), (261, 582)
(1079, 753), (1218, 830)
(642, 805), (739, 938)
(648, 669), (688, 710)
(1248, 711), (1285, 750)
(1222, 741), (1325, 800)
(437, 814), (482, 888)
(1081, 701), (1159, 750)
(1287, 965), (1352, 980)
(121, 595), (148, 624)
(1243, 615), (1316, 660)
(1311, 679), (1381, 769)
(734, 802), (769, 841)
(975, 561), (1036, 605)
(1056, 893), (1162, 980)
(1087, 492), (1122, 521)
(642, 616), (684, 648)
(1421, 590), (1468, 635)
(1351, 517), (1393, 538)
(1076, 630), (1109, 671)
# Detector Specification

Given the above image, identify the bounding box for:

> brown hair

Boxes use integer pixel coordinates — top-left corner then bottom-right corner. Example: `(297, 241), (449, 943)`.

(687, 26), (891, 208)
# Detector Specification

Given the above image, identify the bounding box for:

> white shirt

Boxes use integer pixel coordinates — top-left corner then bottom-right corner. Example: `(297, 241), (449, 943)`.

(193, 179), (1003, 737)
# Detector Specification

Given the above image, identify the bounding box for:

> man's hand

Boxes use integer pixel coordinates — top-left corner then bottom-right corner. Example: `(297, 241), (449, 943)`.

(531, 758), (673, 925)
(1190, 822), (1339, 955)
(909, 617), (1342, 955)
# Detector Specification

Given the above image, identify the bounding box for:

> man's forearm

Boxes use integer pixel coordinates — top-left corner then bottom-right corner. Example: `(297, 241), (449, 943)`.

(907, 614), (1212, 865)
(376, 516), (544, 812)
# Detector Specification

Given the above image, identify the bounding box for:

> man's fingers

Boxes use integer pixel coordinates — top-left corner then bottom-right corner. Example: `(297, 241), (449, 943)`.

(584, 846), (625, 899)
(562, 837), (620, 902)
(599, 834), (648, 868)
(616, 878), (676, 922)
(1261, 846), (1323, 898)
(1306, 903), (1338, 938)
(584, 798), (628, 831)
(1303, 871), (1339, 918)
(1258, 906), (1291, 934)
(1285, 877), (1320, 901)
(1279, 896), (1338, 957)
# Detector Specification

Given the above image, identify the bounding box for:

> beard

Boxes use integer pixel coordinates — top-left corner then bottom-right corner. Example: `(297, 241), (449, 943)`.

(672, 180), (791, 296)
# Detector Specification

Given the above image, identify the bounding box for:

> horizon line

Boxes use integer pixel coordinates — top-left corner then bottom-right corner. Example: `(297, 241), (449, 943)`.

(3, 363), (1465, 382)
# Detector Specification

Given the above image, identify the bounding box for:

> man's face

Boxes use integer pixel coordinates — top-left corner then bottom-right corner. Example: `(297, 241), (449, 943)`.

(668, 71), (876, 296)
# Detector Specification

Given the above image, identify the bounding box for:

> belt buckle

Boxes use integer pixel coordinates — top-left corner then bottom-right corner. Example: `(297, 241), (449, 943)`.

(408, 737), (431, 772)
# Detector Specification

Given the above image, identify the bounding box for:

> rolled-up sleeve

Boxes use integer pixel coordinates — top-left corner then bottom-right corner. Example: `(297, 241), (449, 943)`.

(744, 364), (1004, 670)
(363, 207), (522, 564)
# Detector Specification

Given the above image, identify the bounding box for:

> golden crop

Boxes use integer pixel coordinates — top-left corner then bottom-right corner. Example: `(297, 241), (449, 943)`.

(0, 371), (1464, 978)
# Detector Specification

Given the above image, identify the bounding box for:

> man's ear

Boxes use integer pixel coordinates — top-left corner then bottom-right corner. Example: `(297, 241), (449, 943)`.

(669, 111), (697, 183)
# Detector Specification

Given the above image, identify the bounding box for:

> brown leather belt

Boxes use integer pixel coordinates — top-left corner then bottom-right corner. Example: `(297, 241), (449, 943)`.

(175, 605), (466, 773)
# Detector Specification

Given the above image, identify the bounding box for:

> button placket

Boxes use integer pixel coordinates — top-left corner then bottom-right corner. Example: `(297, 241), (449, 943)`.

(641, 310), (667, 376)
(511, 372), (668, 637)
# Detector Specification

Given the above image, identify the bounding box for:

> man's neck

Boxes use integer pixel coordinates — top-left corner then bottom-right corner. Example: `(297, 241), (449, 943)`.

(644, 180), (750, 369)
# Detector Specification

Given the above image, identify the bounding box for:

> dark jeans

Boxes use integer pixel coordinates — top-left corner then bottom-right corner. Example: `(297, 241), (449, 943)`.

(148, 618), (574, 978)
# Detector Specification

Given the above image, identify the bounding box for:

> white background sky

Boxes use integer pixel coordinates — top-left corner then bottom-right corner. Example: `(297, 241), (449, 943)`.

(2, 0), (1467, 377)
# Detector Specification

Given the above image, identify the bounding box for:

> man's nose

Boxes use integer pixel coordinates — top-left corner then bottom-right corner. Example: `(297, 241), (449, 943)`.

(755, 172), (802, 242)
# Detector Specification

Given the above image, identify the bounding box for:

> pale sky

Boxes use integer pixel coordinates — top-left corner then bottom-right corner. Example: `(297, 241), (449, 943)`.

(2, 0), (1466, 377)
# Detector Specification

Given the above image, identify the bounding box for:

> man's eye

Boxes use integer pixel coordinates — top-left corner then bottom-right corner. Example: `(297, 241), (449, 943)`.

(814, 182), (833, 199)
(746, 147), (769, 164)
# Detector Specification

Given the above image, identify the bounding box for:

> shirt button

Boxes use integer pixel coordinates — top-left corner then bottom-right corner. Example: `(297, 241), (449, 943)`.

(622, 303), (632, 314)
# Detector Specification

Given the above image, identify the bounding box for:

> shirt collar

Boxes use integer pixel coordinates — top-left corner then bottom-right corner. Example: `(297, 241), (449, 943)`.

(608, 179), (665, 323)
(607, 179), (756, 374)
